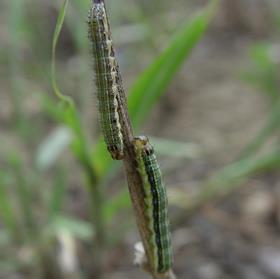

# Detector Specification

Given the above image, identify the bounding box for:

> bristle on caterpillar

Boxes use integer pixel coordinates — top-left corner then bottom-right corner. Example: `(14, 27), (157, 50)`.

(133, 136), (173, 273)
(88, 1), (124, 160)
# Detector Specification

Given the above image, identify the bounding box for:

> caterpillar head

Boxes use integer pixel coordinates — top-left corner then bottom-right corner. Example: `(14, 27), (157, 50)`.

(89, 0), (105, 22)
(133, 136), (154, 155)
(107, 145), (124, 160)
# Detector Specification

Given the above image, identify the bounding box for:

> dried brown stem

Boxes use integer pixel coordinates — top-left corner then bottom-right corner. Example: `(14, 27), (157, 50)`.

(117, 92), (176, 279)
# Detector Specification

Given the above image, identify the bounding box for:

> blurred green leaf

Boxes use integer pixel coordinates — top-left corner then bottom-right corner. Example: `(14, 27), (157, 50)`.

(39, 93), (66, 123)
(36, 126), (73, 170)
(243, 43), (279, 102)
(128, 0), (219, 127)
(250, 44), (273, 68)
(40, 94), (92, 168)
(150, 137), (201, 158)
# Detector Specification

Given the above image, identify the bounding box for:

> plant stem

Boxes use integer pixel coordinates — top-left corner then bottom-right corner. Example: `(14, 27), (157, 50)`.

(89, 1), (176, 277)
(115, 37), (177, 279)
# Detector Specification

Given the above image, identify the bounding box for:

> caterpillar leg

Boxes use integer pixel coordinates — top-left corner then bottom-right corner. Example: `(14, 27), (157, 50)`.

(107, 145), (124, 160)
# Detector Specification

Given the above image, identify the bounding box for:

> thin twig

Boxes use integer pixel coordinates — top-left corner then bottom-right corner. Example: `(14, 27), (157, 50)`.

(114, 20), (177, 279)
(118, 87), (176, 279)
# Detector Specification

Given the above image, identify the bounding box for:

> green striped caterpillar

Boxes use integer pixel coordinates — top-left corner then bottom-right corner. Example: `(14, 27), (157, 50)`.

(133, 136), (173, 273)
(88, 0), (124, 160)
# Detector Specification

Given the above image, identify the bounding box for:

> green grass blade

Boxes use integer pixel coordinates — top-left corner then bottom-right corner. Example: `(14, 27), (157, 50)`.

(39, 93), (66, 123)
(242, 43), (279, 102)
(128, 0), (219, 127)
(150, 137), (201, 158)
(51, 0), (73, 106)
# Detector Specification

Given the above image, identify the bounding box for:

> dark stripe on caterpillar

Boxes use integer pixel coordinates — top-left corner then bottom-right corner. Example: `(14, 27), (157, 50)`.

(133, 136), (173, 273)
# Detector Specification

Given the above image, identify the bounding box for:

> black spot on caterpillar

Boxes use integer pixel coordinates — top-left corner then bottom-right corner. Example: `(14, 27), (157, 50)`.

(133, 136), (173, 273)
(88, 1), (124, 160)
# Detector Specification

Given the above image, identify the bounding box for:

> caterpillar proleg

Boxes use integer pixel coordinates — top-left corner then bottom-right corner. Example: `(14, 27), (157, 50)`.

(133, 136), (173, 273)
(88, 0), (124, 160)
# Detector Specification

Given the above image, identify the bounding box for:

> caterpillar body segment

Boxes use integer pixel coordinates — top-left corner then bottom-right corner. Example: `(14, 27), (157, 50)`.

(88, 1), (124, 160)
(133, 136), (173, 273)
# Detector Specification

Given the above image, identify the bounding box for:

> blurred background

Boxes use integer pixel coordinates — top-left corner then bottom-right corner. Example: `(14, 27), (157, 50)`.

(0, 0), (280, 278)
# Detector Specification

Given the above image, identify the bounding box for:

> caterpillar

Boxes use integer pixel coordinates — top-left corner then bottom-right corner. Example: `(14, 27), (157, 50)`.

(133, 136), (173, 273)
(88, 0), (124, 160)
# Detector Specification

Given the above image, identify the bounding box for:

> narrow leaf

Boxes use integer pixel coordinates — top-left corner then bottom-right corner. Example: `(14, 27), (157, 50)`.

(128, 0), (219, 127)
(51, 0), (73, 106)
(150, 137), (201, 158)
